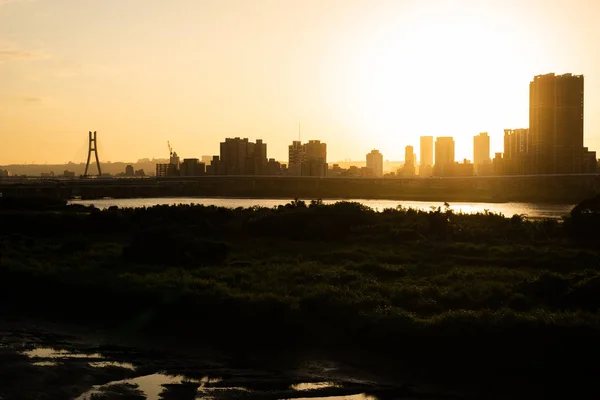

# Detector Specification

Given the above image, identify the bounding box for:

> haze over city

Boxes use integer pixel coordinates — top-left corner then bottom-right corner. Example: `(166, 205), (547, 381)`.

(2, 0), (600, 165)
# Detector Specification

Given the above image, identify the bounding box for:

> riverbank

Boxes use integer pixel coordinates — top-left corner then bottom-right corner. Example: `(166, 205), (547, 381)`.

(2, 174), (598, 204)
(1, 200), (600, 398)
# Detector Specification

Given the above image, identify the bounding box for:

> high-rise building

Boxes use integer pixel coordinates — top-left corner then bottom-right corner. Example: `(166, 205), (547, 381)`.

(301, 140), (327, 177)
(125, 165), (134, 177)
(244, 139), (267, 175)
(366, 149), (383, 177)
(434, 137), (455, 176)
(420, 136), (434, 176)
(288, 141), (305, 176)
(402, 146), (416, 176)
(493, 153), (504, 176)
(503, 128), (530, 175)
(219, 137), (267, 175)
(473, 133), (491, 174)
(530, 73), (584, 174)
(220, 137), (250, 175)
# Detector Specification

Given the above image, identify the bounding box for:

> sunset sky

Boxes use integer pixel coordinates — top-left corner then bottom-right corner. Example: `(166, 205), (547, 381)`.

(1, 0), (599, 165)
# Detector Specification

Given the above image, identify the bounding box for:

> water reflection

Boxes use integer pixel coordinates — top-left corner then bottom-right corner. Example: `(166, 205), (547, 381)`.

(23, 347), (103, 359)
(32, 361), (58, 367)
(282, 395), (378, 400)
(78, 374), (239, 400)
(89, 361), (136, 370)
(70, 197), (575, 220)
(291, 381), (341, 391)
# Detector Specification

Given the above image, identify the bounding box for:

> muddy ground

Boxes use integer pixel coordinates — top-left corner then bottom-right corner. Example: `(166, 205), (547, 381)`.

(0, 319), (466, 400)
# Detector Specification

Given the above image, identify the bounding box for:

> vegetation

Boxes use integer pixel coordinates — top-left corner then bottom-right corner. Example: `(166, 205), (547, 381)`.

(1, 197), (600, 395)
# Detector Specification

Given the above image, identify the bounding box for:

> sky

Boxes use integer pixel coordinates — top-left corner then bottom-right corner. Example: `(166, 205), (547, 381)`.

(1, 0), (599, 165)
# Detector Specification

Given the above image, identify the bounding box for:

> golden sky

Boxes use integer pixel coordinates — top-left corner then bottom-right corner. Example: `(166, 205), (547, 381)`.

(1, 0), (599, 165)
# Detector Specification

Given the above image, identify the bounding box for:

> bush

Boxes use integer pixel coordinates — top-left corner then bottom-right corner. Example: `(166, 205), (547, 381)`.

(122, 228), (230, 266)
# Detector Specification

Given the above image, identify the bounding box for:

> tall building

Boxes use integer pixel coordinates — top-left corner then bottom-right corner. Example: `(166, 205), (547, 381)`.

(530, 73), (584, 174)
(366, 149), (383, 177)
(220, 137), (250, 175)
(125, 165), (134, 177)
(503, 128), (530, 175)
(434, 137), (455, 176)
(473, 133), (491, 174)
(420, 136), (434, 176)
(288, 141), (305, 176)
(244, 139), (267, 175)
(301, 140), (327, 177)
(219, 137), (267, 175)
(402, 146), (416, 176)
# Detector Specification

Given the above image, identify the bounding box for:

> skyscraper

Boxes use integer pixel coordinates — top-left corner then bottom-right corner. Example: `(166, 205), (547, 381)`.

(420, 136), (433, 176)
(503, 128), (530, 175)
(402, 145), (416, 176)
(434, 137), (455, 177)
(473, 132), (490, 174)
(288, 141), (305, 176)
(366, 149), (383, 177)
(530, 73), (584, 174)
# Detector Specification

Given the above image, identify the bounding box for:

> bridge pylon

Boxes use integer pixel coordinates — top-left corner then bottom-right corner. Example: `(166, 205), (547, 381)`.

(83, 131), (102, 178)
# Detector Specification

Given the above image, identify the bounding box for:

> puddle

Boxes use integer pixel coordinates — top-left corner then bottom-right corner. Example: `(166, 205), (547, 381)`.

(32, 361), (59, 367)
(89, 361), (136, 370)
(77, 373), (235, 400)
(291, 381), (342, 391)
(23, 347), (103, 359)
(282, 395), (378, 400)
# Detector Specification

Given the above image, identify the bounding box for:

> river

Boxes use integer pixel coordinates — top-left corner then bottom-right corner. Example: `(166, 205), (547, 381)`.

(68, 197), (576, 220)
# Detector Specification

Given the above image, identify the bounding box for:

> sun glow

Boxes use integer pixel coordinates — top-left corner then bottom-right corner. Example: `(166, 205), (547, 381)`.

(330, 3), (532, 162)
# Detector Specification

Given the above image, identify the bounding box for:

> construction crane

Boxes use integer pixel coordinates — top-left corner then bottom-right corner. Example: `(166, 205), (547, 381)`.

(167, 141), (173, 157)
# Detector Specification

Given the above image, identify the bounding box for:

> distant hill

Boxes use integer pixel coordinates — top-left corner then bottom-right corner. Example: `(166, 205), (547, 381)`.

(0, 159), (169, 177)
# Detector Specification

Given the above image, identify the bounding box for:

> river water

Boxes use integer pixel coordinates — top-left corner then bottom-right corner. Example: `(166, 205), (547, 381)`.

(69, 197), (576, 220)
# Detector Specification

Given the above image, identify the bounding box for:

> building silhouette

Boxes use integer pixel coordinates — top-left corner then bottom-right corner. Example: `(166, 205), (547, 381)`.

(530, 73), (584, 174)
(180, 158), (205, 176)
(301, 140), (327, 177)
(434, 137), (455, 177)
(266, 158), (282, 175)
(366, 149), (383, 177)
(125, 165), (134, 177)
(288, 141), (305, 176)
(473, 133), (491, 175)
(287, 140), (327, 177)
(401, 146), (416, 176)
(503, 128), (530, 175)
(454, 159), (474, 177)
(219, 137), (267, 175)
(245, 139), (267, 175)
(420, 136), (434, 177)
(583, 148), (598, 173)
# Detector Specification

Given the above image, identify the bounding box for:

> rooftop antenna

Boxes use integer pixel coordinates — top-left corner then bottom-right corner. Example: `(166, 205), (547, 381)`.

(298, 122), (301, 142)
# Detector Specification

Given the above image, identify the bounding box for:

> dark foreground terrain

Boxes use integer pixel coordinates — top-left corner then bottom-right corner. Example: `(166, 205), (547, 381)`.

(1, 197), (600, 399)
